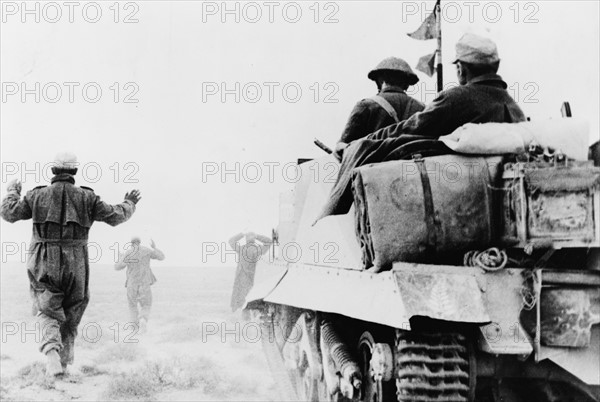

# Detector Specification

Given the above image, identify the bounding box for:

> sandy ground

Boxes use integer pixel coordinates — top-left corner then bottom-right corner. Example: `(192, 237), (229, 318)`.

(0, 262), (279, 401)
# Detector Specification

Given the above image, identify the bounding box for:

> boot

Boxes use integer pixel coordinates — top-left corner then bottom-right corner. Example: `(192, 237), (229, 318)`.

(46, 349), (63, 376)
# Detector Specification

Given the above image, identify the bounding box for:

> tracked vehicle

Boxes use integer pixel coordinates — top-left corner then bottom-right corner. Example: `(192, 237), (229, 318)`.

(246, 120), (600, 402)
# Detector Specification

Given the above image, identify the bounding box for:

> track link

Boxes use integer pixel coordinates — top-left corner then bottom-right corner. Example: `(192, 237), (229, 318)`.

(396, 332), (471, 402)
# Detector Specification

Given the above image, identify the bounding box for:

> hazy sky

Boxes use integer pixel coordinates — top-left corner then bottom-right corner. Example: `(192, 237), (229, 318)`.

(1, 1), (599, 266)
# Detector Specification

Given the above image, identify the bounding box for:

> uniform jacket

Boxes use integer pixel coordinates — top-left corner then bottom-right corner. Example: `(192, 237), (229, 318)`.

(366, 74), (526, 141)
(340, 86), (425, 143)
(116, 245), (165, 287)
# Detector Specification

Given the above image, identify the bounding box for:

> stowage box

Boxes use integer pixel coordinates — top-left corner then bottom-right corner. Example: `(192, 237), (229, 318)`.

(500, 161), (600, 249)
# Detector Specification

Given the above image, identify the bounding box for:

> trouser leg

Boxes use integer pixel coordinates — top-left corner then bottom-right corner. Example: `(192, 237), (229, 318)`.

(58, 323), (78, 367)
(231, 269), (253, 312)
(61, 264), (90, 367)
(35, 291), (67, 375)
(29, 270), (66, 355)
(60, 304), (88, 366)
(137, 285), (153, 322)
(127, 285), (139, 324)
(38, 313), (63, 355)
(230, 268), (244, 312)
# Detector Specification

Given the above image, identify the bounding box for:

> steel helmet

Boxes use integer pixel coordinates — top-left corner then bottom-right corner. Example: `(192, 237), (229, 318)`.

(368, 57), (419, 85)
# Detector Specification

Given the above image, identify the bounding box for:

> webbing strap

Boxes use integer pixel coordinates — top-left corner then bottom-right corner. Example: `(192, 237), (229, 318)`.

(414, 156), (440, 251)
(370, 95), (400, 123)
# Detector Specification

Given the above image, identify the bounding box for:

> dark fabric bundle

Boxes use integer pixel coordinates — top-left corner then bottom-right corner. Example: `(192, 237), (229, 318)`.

(351, 155), (500, 270)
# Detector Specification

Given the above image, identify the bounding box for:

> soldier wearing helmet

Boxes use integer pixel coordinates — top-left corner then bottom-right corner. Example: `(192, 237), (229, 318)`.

(334, 57), (425, 159)
(1, 152), (141, 376)
(365, 34), (526, 141)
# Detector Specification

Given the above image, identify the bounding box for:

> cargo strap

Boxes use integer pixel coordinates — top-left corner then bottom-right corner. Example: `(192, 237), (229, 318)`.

(413, 155), (441, 252)
(370, 95), (400, 123)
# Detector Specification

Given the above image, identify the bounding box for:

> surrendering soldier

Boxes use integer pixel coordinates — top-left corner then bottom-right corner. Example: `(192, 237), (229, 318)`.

(228, 232), (273, 314)
(0, 152), (140, 376)
(115, 236), (165, 333)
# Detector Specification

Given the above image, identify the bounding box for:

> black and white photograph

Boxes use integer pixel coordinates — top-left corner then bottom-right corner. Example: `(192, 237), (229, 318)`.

(1, 1), (599, 401)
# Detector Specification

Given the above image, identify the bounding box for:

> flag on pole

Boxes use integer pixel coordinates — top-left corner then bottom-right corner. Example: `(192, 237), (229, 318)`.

(415, 52), (436, 77)
(407, 0), (440, 40)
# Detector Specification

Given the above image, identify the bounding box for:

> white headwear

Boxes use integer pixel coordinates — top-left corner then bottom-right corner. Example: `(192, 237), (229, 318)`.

(53, 152), (79, 170)
(453, 33), (500, 65)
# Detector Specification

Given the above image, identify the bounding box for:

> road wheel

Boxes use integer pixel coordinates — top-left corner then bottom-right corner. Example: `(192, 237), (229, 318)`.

(358, 331), (396, 402)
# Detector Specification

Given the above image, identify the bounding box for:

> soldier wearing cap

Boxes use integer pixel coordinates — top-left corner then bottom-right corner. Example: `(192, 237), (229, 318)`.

(364, 33), (526, 141)
(0, 152), (141, 376)
(115, 236), (165, 333)
(335, 57), (425, 158)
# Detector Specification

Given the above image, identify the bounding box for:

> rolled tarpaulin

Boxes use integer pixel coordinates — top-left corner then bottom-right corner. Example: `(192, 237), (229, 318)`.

(352, 154), (502, 271)
(440, 119), (590, 160)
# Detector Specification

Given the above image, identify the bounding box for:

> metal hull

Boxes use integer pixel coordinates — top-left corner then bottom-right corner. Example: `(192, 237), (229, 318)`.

(247, 155), (600, 401)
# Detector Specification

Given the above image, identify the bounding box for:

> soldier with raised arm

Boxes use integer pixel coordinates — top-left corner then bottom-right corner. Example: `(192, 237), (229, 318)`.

(115, 236), (165, 333)
(0, 152), (140, 376)
(228, 232), (273, 313)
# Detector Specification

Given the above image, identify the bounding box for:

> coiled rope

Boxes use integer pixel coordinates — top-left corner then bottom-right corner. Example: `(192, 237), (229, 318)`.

(463, 247), (508, 272)
(464, 248), (540, 310)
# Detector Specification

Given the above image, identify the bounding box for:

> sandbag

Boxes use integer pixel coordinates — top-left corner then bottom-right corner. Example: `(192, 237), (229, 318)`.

(440, 119), (590, 160)
(353, 155), (502, 270)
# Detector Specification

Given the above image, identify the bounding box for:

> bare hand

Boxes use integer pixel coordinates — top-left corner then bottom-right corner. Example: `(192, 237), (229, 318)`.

(7, 179), (22, 194)
(333, 142), (348, 162)
(125, 189), (141, 205)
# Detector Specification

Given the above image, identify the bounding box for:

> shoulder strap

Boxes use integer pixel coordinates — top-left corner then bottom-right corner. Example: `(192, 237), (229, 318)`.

(369, 95), (400, 123)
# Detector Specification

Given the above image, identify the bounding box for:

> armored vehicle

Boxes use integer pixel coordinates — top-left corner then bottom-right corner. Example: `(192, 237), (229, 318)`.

(246, 121), (600, 402)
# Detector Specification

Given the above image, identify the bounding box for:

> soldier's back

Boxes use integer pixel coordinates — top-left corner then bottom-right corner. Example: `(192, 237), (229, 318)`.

(26, 180), (96, 241)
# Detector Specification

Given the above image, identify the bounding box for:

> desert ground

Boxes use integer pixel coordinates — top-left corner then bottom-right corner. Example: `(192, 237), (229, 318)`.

(0, 262), (279, 401)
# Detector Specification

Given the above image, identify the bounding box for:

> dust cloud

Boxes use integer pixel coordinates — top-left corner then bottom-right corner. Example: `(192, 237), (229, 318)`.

(0, 263), (278, 401)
